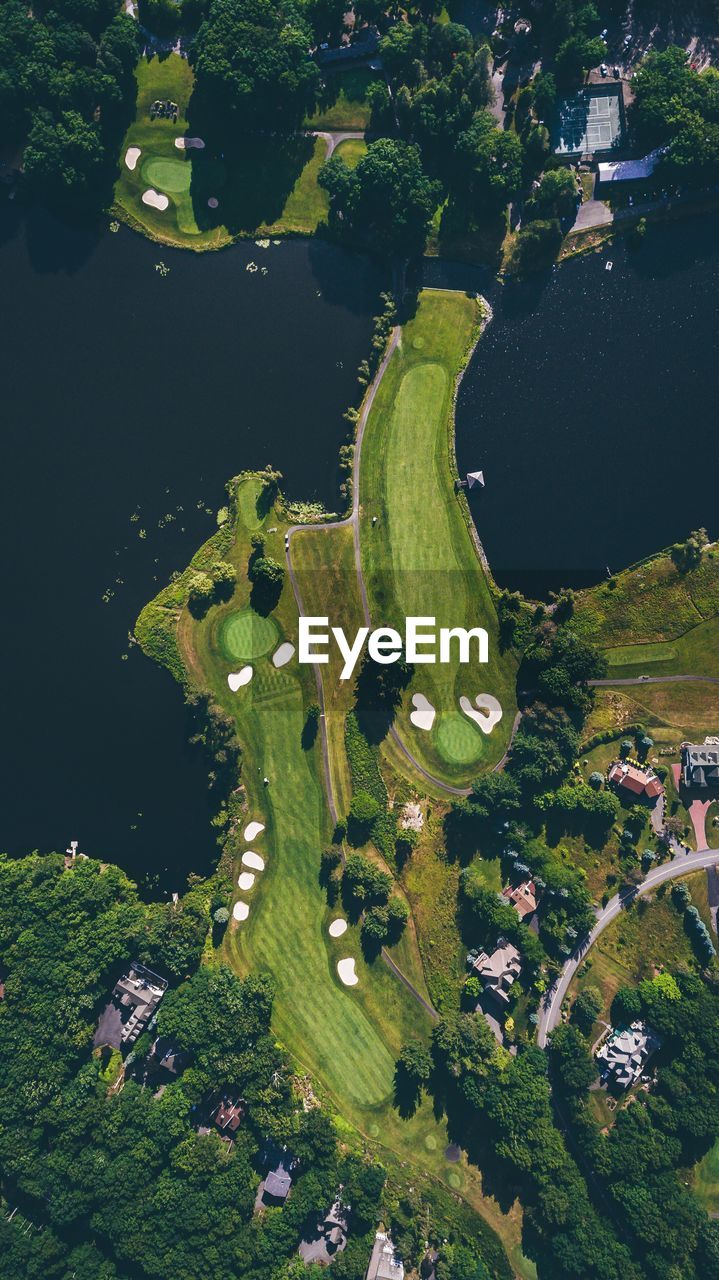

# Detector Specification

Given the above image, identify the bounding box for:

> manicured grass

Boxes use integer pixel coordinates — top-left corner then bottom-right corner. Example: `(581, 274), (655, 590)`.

(605, 616), (719, 680)
(694, 1137), (719, 1213)
(115, 54), (329, 249)
(573, 548), (719, 648)
(332, 137), (368, 168)
(219, 608), (279, 661)
(359, 290), (517, 785)
(305, 67), (375, 129)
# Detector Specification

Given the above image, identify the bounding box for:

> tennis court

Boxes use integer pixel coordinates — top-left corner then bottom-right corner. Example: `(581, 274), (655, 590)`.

(553, 85), (624, 157)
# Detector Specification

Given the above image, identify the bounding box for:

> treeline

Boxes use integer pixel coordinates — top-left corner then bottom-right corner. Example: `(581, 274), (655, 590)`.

(0, 0), (139, 210)
(397, 1010), (641, 1280)
(550, 968), (719, 1279)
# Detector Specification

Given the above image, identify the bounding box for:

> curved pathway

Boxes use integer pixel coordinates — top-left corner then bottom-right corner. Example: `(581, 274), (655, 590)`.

(537, 846), (719, 1047)
(591, 674), (719, 687)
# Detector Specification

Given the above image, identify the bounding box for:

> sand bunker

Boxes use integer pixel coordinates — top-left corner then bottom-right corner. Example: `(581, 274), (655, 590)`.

(329, 918), (348, 938)
(459, 693), (503, 734)
(244, 821), (265, 842)
(242, 851), (265, 872)
(410, 692), (436, 732)
(142, 189), (169, 211)
(337, 957), (358, 986)
(175, 136), (205, 150)
(238, 872), (255, 891)
(233, 900), (250, 922)
(272, 642), (295, 668)
(227, 666), (253, 691)
(125, 146), (141, 171)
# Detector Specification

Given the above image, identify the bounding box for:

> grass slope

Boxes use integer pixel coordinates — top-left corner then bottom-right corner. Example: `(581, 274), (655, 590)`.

(605, 616), (719, 680)
(115, 54), (329, 249)
(304, 67), (375, 130)
(574, 547), (719, 648)
(359, 290), (517, 785)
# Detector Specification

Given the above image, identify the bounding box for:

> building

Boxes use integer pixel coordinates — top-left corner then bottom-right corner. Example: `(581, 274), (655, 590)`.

(366, 1231), (404, 1280)
(316, 25), (379, 66)
(597, 146), (666, 185)
(153, 1036), (186, 1076)
(94, 961), (167, 1050)
(212, 1094), (243, 1137)
(681, 739), (719, 790)
(608, 759), (664, 801)
(596, 1020), (660, 1089)
(502, 880), (537, 920)
(553, 83), (625, 159)
(298, 1198), (349, 1266)
(472, 939), (521, 1005)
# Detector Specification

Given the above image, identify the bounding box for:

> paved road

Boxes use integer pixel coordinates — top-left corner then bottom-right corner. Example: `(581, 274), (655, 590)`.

(537, 846), (719, 1047)
(591, 673), (719, 686)
(312, 129), (365, 159)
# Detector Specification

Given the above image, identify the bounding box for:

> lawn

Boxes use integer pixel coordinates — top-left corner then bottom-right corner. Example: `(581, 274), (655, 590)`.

(573, 547), (719, 648)
(333, 136), (368, 168)
(115, 54), (329, 249)
(305, 67), (376, 130)
(359, 290), (518, 786)
(694, 1137), (719, 1214)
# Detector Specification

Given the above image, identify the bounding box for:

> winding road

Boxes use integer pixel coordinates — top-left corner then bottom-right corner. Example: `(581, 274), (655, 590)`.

(537, 845), (719, 1048)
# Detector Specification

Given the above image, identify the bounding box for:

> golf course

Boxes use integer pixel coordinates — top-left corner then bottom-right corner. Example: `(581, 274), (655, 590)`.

(359, 291), (518, 786)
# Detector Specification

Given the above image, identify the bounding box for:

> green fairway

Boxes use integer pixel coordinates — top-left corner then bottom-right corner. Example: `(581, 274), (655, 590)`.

(219, 608), (278, 661)
(359, 291), (517, 784)
(142, 155), (191, 193)
(115, 54), (329, 249)
(604, 616), (719, 680)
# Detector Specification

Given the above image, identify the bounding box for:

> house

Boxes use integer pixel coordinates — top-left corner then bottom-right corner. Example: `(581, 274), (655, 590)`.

(366, 1231), (404, 1280)
(94, 961), (167, 1050)
(596, 1020), (660, 1090)
(472, 938), (521, 1005)
(681, 739), (719, 790)
(608, 759), (664, 801)
(316, 25), (379, 66)
(299, 1198), (349, 1265)
(153, 1036), (186, 1077)
(212, 1094), (243, 1136)
(502, 880), (537, 920)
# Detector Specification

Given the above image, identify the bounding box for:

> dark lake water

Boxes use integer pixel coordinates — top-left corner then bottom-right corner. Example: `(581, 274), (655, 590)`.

(452, 215), (719, 598)
(1, 207), (382, 892)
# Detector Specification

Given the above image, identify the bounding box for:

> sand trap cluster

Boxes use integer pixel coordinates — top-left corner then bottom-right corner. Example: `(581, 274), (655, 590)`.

(337, 957), (358, 986)
(410, 692), (435, 732)
(242, 850), (265, 872)
(328, 918), (348, 938)
(233, 901), (250, 922)
(459, 693), (503, 734)
(244, 821), (265, 841)
(175, 136), (205, 150)
(142, 188), (169, 210)
(125, 146), (141, 171)
(228, 666), (253, 691)
(272, 642), (295, 668)
(238, 872), (256, 891)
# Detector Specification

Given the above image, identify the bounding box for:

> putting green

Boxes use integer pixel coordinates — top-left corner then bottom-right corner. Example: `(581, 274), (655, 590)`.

(142, 155), (191, 194)
(435, 713), (483, 765)
(220, 609), (279, 660)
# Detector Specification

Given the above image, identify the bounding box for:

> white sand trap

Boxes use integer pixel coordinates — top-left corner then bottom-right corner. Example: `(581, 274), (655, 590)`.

(142, 188), (169, 211)
(125, 146), (141, 171)
(175, 136), (205, 150)
(337, 957), (358, 986)
(233, 900), (250, 922)
(410, 692), (436, 732)
(329, 918), (348, 938)
(207, 197), (219, 209)
(228, 666), (253, 692)
(238, 872), (255, 891)
(272, 642), (295, 668)
(242, 851), (265, 872)
(244, 821), (265, 842)
(459, 693), (503, 735)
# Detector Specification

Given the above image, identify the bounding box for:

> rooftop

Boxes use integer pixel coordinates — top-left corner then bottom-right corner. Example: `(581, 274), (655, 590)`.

(682, 739), (719, 789)
(473, 939), (521, 1005)
(502, 880), (537, 919)
(608, 760), (663, 800)
(596, 1020), (660, 1090)
(94, 962), (167, 1050)
(366, 1231), (404, 1280)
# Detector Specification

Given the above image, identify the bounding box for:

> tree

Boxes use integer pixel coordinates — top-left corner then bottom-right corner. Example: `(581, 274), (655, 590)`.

(320, 137), (440, 257)
(525, 167), (578, 222)
(249, 554), (284, 612)
(532, 71), (557, 122)
(191, 0), (319, 129)
(454, 112), (523, 212)
(24, 109), (106, 206)
(343, 853), (392, 906)
(348, 789), (381, 834)
(507, 218), (563, 275)
(572, 985), (602, 1033)
(213, 906), (230, 925)
(555, 34), (607, 88)
(302, 702), (320, 749)
(397, 1039), (433, 1085)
